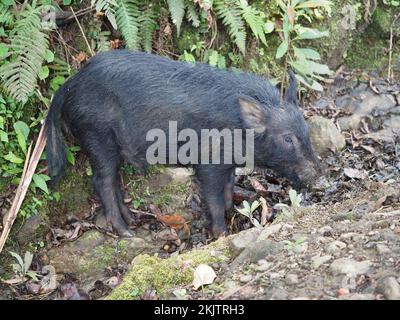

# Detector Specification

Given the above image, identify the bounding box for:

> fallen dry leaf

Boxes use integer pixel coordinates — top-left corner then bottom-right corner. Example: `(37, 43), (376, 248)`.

(337, 287), (350, 297)
(373, 195), (387, 211)
(73, 52), (88, 64)
(249, 178), (268, 196)
(344, 168), (368, 180)
(192, 264), (216, 290)
(259, 197), (271, 226)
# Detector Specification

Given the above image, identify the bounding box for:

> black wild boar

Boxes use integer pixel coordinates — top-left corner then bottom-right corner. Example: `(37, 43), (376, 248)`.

(45, 50), (321, 237)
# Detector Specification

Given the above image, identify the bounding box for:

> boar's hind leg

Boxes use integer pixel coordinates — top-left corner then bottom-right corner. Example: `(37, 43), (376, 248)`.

(196, 166), (232, 238)
(87, 140), (134, 237)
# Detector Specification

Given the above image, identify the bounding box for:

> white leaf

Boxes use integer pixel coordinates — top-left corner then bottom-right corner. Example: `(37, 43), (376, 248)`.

(192, 264), (216, 290)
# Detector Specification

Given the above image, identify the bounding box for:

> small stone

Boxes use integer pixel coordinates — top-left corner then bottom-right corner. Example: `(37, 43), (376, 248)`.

(307, 115), (346, 155)
(330, 258), (371, 276)
(164, 167), (193, 183)
(285, 274), (299, 285)
(376, 244), (391, 255)
(311, 255), (332, 269)
(325, 240), (347, 254)
(258, 223), (282, 241)
(372, 220), (390, 230)
(269, 272), (282, 280)
(318, 225), (333, 237)
(230, 228), (262, 256)
(254, 263), (271, 272)
(239, 275), (253, 283)
(375, 277), (400, 300)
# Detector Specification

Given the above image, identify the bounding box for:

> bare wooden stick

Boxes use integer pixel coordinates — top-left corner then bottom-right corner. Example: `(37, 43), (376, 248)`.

(387, 13), (400, 82)
(70, 7), (94, 57)
(0, 123), (47, 254)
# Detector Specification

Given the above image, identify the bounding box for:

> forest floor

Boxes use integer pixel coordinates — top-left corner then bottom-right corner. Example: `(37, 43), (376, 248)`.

(0, 69), (399, 300)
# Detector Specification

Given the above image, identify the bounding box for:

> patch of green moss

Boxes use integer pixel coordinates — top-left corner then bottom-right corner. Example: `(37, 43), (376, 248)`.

(47, 167), (92, 219)
(107, 237), (231, 300)
(78, 244), (115, 275)
(345, 22), (399, 72)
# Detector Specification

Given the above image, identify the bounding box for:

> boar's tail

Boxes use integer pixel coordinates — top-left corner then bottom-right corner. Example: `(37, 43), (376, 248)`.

(45, 86), (67, 185)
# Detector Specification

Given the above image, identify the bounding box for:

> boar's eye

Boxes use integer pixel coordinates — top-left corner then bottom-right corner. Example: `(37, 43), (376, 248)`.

(284, 135), (293, 144)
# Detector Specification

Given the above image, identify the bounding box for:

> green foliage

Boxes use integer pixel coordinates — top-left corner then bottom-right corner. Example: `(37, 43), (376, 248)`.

(214, 0), (246, 54)
(115, 0), (140, 50)
(236, 200), (262, 227)
(167, 0), (185, 36)
(0, 2), (55, 104)
(274, 0), (333, 91)
(139, 3), (158, 53)
(9, 251), (39, 281)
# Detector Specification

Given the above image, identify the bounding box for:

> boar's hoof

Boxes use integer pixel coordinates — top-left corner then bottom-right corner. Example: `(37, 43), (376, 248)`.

(211, 225), (227, 239)
(109, 218), (134, 238)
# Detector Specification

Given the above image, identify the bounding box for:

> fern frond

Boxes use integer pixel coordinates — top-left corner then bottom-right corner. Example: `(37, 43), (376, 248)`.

(92, 0), (118, 29)
(0, 5), (49, 103)
(214, 0), (246, 54)
(139, 3), (157, 53)
(238, 0), (267, 46)
(115, 0), (140, 50)
(97, 30), (112, 51)
(0, 4), (14, 27)
(167, 0), (185, 36)
(186, 1), (200, 28)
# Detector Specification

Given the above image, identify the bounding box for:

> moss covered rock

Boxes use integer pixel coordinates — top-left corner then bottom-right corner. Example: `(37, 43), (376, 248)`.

(107, 237), (231, 300)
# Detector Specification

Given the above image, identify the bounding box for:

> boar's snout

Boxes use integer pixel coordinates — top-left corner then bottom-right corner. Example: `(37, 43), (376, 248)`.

(295, 158), (324, 189)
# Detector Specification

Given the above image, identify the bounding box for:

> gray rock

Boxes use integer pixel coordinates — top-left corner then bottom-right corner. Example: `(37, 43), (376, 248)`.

(164, 167), (193, 183)
(311, 255), (332, 269)
(330, 258), (371, 276)
(375, 277), (400, 300)
(285, 274), (299, 285)
(239, 275), (253, 283)
(16, 214), (44, 245)
(337, 94), (397, 130)
(325, 240), (347, 253)
(230, 227), (262, 256)
(257, 223), (282, 241)
(318, 225), (334, 236)
(307, 116), (346, 155)
(376, 244), (391, 255)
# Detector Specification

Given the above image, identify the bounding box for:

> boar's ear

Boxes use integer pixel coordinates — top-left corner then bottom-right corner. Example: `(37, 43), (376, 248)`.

(238, 97), (267, 133)
(285, 70), (298, 106)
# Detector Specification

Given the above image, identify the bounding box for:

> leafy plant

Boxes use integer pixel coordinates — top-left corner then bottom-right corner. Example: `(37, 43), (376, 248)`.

(274, 0), (333, 91)
(0, 2), (55, 103)
(274, 189), (302, 221)
(236, 200), (262, 227)
(9, 251), (39, 281)
(283, 236), (306, 252)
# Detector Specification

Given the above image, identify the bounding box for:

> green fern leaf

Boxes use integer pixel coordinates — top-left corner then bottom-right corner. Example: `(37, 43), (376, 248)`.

(139, 3), (157, 53)
(167, 0), (185, 36)
(186, 1), (200, 27)
(214, 0), (246, 54)
(115, 0), (140, 50)
(239, 0), (267, 46)
(92, 0), (118, 29)
(0, 5), (49, 103)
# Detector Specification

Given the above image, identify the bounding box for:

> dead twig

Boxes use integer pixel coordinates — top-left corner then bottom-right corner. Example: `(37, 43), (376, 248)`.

(70, 7), (94, 57)
(0, 123), (47, 255)
(387, 13), (400, 82)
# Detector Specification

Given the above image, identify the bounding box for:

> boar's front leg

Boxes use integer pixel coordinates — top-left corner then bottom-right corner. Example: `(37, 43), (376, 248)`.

(196, 165), (233, 238)
(224, 169), (235, 211)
